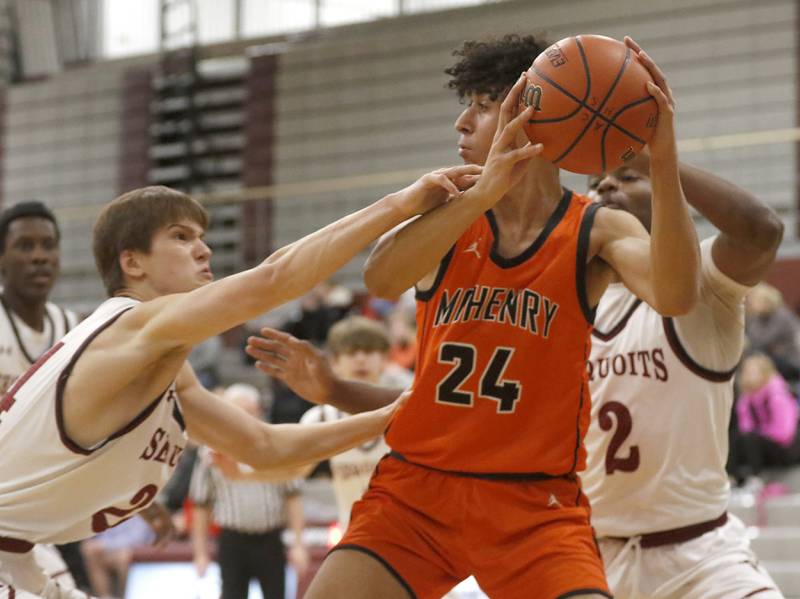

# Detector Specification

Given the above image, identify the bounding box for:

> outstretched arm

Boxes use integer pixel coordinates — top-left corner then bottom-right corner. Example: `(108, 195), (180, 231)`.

(364, 74), (542, 299)
(596, 38), (700, 315)
(178, 363), (400, 471)
(130, 165), (479, 353)
(246, 327), (402, 413)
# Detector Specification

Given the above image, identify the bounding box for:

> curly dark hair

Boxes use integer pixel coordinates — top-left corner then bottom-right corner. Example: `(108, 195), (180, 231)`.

(445, 34), (549, 101)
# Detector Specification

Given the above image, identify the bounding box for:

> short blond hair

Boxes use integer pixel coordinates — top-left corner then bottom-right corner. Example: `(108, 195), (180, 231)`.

(326, 316), (390, 357)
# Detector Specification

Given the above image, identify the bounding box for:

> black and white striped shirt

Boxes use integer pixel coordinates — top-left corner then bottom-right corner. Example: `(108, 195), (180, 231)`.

(189, 452), (300, 533)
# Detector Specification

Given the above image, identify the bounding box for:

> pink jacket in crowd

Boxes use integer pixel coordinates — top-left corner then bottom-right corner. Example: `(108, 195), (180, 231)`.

(737, 375), (800, 447)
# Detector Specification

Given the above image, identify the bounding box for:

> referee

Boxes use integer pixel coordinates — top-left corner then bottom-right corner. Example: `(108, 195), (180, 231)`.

(190, 384), (308, 599)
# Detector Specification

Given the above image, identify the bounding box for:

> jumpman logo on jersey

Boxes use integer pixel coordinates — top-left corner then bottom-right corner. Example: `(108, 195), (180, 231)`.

(463, 241), (482, 259)
(547, 494), (562, 509)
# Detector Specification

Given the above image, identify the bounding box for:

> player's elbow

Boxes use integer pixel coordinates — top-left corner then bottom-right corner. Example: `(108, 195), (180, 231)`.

(362, 260), (404, 300)
(749, 206), (784, 253)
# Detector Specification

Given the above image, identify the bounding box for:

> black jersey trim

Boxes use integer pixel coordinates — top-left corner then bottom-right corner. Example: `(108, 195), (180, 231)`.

(569, 339), (591, 474)
(172, 397), (186, 432)
(388, 451), (571, 482)
(331, 544), (417, 599)
(662, 317), (738, 383)
(0, 294), (56, 365)
(557, 589), (612, 599)
(55, 306), (168, 455)
(592, 298), (643, 341)
(415, 245), (456, 302)
(576, 201), (601, 324)
(486, 189), (573, 269)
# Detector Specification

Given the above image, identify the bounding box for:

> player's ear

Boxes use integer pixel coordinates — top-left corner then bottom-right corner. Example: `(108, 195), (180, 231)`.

(119, 249), (145, 281)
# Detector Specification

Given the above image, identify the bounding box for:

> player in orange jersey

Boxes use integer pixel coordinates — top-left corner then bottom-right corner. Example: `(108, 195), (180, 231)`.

(247, 35), (699, 599)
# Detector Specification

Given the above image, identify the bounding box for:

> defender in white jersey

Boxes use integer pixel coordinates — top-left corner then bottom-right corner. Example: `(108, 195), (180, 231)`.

(0, 202), (80, 599)
(583, 149), (784, 597)
(0, 174), (491, 599)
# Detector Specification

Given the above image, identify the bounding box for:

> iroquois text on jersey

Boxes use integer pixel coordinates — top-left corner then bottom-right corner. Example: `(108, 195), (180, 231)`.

(434, 285), (559, 338)
(587, 348), (668, 382)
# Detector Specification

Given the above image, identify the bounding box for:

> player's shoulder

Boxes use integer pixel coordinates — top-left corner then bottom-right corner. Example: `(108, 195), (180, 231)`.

(592, 204), (643, 234)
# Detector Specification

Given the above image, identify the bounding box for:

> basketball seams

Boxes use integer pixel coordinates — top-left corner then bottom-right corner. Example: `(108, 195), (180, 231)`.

(599, 95), (657, 172)
(527, 36), (657, 173)
(552, 40), (632, 166)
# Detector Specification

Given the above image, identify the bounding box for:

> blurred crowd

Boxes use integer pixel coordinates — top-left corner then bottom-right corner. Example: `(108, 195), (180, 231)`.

(727, 283), (800, 498)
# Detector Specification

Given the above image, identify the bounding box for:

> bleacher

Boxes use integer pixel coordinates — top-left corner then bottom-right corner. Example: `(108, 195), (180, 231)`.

(729, 467), (800, 597)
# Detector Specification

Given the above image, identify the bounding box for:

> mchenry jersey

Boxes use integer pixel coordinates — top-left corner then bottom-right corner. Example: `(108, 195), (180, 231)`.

(301, 405), (389, 526)
(0, 297), (78, 395)
(0, 297), (187, 546)
(387, 190), (599, 475)
(582, 237), (750, 537)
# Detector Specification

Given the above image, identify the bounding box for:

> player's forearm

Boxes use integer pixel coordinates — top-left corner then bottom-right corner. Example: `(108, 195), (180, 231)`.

(679, 163), (783, 251)
(632, 154), (783, 252)
(364, 195), (490, 299)
(324, 378), (401, 414)
(246, 407), (391, 471)
(648, 155), (700, 315)
(258, 194), (409, 307)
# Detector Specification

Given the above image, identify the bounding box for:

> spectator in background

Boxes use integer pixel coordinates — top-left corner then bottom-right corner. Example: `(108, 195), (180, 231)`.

(190, 384), (308, 599)
(298, 316), (400, 526)
(746, 283), (800, 382)
(284, 283), (352, 348)
(729, 353), (800, 490)
(80, 517), (155, 599)
(270, 283), (355, 424)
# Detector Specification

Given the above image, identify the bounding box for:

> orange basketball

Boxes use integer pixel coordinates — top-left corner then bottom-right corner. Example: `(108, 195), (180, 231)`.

(521, 35), (658, 175)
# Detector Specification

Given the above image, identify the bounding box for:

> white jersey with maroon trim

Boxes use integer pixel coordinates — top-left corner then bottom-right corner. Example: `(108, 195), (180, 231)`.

(0, 298), (78, 395)
(0, 297), (187, 545)
(582, 237), (751, 537)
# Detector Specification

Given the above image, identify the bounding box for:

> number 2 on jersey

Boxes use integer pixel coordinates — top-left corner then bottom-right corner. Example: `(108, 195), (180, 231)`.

(435, 343), (521, 413)
(599, 401), (640, 474)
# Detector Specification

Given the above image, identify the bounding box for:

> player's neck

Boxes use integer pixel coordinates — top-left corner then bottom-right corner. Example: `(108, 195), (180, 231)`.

(1, 288), (47, 331)
(115, 281), (159, 303)
(492, 161), (563, 229)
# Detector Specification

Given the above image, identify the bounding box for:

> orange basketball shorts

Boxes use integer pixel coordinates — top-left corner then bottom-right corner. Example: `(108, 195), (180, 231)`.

(334, 454), (610, 599)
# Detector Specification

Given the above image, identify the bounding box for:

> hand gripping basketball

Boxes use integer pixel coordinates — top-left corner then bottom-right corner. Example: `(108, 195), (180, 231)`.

(623, 36), (677, 164)
(467, 74), (543, 205)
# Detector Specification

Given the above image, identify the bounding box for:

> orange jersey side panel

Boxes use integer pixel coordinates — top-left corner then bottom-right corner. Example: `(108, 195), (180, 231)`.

(386, 191), (598, 475)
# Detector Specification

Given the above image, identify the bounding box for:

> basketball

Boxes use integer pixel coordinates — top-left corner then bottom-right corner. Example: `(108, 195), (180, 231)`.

(520, 35), (658, 175)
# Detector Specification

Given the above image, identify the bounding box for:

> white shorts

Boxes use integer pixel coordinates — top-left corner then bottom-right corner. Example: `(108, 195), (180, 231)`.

(599, 514), (783, 599)
(0, 544), (75, 598)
